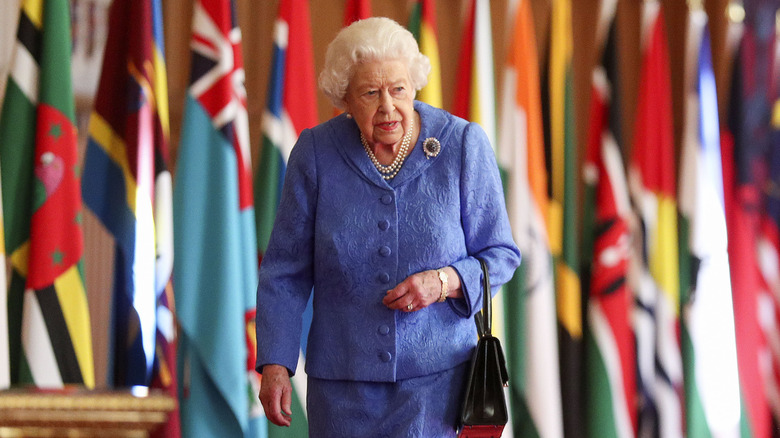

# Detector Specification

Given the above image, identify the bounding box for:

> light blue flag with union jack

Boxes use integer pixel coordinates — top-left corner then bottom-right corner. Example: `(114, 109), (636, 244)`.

(173, 0), (264, 436)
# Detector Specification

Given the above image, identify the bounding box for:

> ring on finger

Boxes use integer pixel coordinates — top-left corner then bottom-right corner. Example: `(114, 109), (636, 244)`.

(407, 303), (414, 311)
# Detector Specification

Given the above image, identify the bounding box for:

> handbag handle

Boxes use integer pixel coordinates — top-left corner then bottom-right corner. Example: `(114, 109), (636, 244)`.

(475, 257), (491, 338)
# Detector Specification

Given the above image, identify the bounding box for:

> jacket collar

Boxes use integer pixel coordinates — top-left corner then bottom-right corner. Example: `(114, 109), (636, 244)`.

(327, 101), (451, 189)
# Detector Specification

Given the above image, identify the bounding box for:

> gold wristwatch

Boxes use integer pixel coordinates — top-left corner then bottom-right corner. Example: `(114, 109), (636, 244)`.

(436, 268), (448, 302)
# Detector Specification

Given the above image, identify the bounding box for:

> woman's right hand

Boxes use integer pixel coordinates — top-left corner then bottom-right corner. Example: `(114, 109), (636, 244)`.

(258, 364), (293, 427)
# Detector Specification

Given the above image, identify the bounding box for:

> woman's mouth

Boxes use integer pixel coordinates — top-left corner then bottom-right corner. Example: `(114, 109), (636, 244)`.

(376, 121), (399, 131)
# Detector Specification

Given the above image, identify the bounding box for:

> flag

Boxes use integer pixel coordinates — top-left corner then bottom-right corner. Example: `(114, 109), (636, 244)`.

(0, 2), (21, 108)
(453, 0), (496, 149)
(80, 0), (179, 434)
(752, 2), (780, 431)
(343, 0), (370, 26)
(721, 6), (776, 436)
(764, 21), (780, 431)
(678, 9), (741, 437)
(146, 5), (179, 436)
(330, 0), (371, 118)
(452, 3), (517, 436)
(581, 0), (636, 436)
(542, 0), (583, 434)
(173, 0), (262, 436)
(81, 0), (167, 387)
(0, 0), (20, 391)
(0, 0), (94, 389)
(407, 0), (442, 108)
(628, 3), (682, 436)
(498, 1), (563, 437)
(0, 149), (6, 390)
(256, 0), (317, 435)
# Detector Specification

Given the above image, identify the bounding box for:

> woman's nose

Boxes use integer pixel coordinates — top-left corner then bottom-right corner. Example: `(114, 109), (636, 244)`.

(378, 92), (394, 113)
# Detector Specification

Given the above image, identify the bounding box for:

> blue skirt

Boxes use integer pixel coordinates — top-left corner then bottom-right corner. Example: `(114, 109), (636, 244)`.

(307, 361), (469, 437)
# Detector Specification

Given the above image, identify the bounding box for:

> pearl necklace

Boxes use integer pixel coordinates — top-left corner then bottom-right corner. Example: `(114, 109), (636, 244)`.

(361, 119), (414, 180)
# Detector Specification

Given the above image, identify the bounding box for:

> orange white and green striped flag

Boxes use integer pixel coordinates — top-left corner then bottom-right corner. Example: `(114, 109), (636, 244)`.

(498, 1), (563, 437)
(629, 2), (683, 436)
(0, 0), (94, 388)
(408, 0), (442, 108)
(544, 0), (583, 434)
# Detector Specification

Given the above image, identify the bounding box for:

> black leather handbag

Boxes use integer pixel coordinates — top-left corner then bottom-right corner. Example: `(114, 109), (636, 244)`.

(457, 258), (509, 438)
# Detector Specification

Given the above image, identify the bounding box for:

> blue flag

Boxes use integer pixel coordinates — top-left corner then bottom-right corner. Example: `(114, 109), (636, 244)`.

(173, 0), (263, 436)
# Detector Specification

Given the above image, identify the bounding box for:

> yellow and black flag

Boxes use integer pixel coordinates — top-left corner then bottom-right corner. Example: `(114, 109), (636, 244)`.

(542, 0), (582, 435)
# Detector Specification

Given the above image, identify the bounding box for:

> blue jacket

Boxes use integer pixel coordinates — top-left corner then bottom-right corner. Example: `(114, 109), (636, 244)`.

(255, 101), (521, 382)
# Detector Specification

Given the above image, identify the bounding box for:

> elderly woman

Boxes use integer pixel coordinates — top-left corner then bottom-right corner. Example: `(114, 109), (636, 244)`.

(256, 17), (520, 437)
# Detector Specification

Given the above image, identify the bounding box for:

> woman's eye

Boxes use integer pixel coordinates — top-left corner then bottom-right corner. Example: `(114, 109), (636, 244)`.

(366, 90), (377, 96)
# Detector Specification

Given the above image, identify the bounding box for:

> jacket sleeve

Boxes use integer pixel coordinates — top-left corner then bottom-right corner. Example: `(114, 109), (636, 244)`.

(449, 122), (521, 318)
(255, 129), (318, 376)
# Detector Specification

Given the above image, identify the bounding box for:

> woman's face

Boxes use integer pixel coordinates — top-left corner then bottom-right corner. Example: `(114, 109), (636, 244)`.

(344, 59), (415, 148)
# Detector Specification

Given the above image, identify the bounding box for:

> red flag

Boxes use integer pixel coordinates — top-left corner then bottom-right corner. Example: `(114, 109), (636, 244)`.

(343, 0), (370, 26)
(581, 1), (636, 436)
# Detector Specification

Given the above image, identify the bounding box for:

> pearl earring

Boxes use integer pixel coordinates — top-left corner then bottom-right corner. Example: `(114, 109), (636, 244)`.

(346, 113), (352, 119)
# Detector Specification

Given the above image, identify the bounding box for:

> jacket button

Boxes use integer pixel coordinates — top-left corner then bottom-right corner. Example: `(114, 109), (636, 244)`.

(378, 219), (390, 231)
(378, 246), (391, 257)
(378, 272), (390, 283)
(379, 351), (392, 362)
(380, 194), (393, 205)
(377, 325), (390, 335)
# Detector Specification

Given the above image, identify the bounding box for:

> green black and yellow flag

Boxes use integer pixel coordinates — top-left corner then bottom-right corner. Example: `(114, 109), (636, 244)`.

(0, 0), (94, 388)
(543, 0), (582, 435)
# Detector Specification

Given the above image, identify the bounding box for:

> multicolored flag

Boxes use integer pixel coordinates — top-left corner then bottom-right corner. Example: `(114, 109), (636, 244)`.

(453, 0), (496, 149)
(0, 2), (21, 107)
(256, 0), (317, 435)
(542, 0), (583, 434)
(754, 3), (780, 432)
(0, 1), (18, 390)
(628, 3), (682, 436)
(0, 182), (5, 391)
(0, 151), (6, 390)
(407, 0), (442, 108)
(498, 1), (563, 437)
(80, 0), (178, 434)
(173, 0), (263, 436)
(678, 9), (741, 437)
(764, 19), (780, 431)
(452, 3), (517, 436)
(0, 0), (94, 389)
(721, 1), (780, 438)
(581, 0), (636, 436)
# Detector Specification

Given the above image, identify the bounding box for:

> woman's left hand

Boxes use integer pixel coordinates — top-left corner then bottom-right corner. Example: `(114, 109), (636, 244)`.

(382, 267), (460, 312)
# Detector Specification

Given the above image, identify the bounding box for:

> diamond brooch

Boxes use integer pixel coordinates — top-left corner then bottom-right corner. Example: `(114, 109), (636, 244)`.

(423, 137), (441, 159)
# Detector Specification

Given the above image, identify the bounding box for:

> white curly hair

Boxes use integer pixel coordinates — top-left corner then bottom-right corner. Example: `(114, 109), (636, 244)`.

(318, 17), (431, 110)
